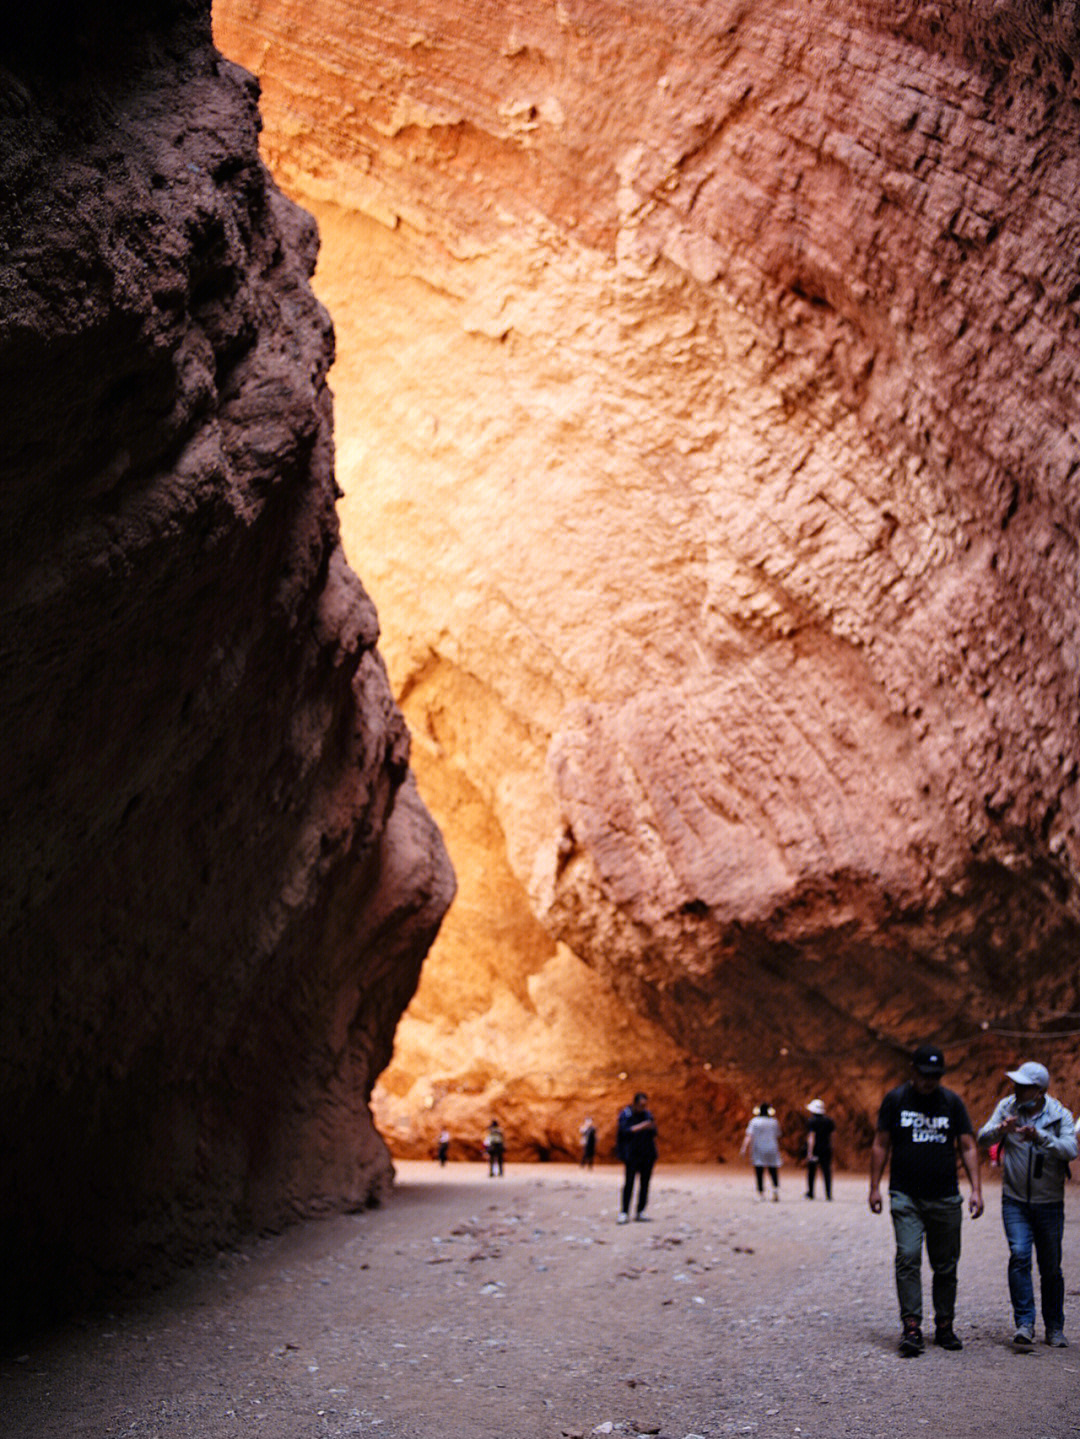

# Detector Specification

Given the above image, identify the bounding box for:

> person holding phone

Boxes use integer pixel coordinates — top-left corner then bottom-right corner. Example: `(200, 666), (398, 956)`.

(977, 1060), (1077, 1349)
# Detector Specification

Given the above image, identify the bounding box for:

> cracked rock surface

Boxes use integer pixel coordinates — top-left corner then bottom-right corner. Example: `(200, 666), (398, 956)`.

(213, 0), (1080, 1152)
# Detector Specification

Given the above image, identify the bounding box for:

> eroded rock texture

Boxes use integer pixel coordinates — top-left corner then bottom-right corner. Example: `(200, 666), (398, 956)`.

(214, 0), (1080, 1158)
(0, 0), (453, 1334)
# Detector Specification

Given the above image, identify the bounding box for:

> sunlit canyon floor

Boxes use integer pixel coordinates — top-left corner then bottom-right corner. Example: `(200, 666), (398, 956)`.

(3, 1163), (1077, 1439)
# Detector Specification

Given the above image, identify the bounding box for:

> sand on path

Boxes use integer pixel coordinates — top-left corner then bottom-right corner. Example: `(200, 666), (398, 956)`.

(3, 1163), (1078, 1439)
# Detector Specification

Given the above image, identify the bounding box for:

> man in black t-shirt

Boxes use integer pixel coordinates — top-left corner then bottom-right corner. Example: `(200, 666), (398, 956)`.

(804, 1099), (836, 1200)
(869, 1044), (984, 1356)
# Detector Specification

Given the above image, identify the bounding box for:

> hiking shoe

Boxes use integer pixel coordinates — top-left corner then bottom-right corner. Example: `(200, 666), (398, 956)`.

(1013, 1325), (1034, 1348)
(899, 1321), (924, 1356)
(616, 1212), (629, 1225)
(934, 1324), (963, 1351)
(1046, 1330), (1069, 1348)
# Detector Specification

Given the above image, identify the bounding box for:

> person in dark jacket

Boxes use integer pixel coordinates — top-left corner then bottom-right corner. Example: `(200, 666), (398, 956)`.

(615, 1092), (657, 1223)
(580, 1116), (597, 1169)
(977, 1060), (1077, 1349)
(484, 1119), (505, 1177)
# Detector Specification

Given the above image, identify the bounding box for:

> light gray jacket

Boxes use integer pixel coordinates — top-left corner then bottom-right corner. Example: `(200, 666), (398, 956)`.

(977, 1094), (1077, 1204)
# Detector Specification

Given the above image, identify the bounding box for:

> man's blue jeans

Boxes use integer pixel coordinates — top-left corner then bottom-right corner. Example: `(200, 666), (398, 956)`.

(1001, 1195), (1065, 1333)
(889, 1192), (962, 1326)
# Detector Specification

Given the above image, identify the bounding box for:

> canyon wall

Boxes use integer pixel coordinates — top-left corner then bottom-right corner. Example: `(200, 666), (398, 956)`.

(214, 0), (1080, 1160)
(0, 0), (453, 1335)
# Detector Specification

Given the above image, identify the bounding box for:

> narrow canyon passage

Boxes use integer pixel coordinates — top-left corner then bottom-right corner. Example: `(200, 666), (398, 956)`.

(4, 1164), (1078, 1439)
(5, 0), (1080, 1353)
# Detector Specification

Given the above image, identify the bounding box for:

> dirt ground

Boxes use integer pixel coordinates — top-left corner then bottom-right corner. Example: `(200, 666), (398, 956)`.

(3, 1162), (1078, 1439)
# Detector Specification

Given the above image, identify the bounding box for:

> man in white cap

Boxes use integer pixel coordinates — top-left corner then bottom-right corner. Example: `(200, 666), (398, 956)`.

(977, 1061), (1077, 1348)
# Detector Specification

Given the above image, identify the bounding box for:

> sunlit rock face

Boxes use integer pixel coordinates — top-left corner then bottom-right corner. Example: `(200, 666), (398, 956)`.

(0, 0), (453, 1334)
(214, 0), (1080, 1157)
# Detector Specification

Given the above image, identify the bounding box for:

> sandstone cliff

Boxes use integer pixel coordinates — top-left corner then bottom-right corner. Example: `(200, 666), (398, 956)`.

(213, 0), (1080, 1159)
(1, 0), (454, 1335)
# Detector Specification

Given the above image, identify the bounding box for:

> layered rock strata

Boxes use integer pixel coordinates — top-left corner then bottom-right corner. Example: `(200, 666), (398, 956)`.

(215, 0), (1080, 1156)
(1, 0), (453, 1335)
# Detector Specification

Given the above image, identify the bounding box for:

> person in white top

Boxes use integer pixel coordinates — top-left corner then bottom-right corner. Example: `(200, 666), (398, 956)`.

(742, 1103), (782, 1201)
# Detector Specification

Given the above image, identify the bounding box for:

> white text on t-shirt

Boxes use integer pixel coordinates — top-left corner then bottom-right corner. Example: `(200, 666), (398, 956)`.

(900, 1111), (950, 1143)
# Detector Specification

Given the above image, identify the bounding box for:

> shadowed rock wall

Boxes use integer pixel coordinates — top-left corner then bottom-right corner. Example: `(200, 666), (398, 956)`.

(214, 0), (1080, 1156)
(0, 0), (453, 1336)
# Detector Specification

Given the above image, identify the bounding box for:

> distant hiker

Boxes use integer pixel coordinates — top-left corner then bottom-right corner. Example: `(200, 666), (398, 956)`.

(484, 1120), (505, 1177)
(741, 1103), (782, 1201)
(869, 1043), (983, 1356)
(977, 1060), (1077, 1349)
(580, 1116), (597, 1170)
(616, 1092), (657, 1223)
(437, 1129), (450, 1166)
(804, 1099), (835, 1201)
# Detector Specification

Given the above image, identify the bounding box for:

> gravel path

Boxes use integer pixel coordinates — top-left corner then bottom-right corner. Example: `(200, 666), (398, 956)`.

(3, 1163), (1078, 1439)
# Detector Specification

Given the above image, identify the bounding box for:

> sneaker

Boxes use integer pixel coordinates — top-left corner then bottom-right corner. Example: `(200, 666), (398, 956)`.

(1013, 1324), (1034, 1348)
(771, 1190), (779, 1202)
(934, 1324), (963, 1351)
(1046, 1330), (1069, 1348)
(899, 1320), (924, 1357)
(616, 1212), (629, 1225)
(634, 1212), (650, 1222)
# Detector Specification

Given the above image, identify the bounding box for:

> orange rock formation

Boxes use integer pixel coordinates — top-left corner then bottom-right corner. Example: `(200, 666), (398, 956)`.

(214, 0), (1080, 1160)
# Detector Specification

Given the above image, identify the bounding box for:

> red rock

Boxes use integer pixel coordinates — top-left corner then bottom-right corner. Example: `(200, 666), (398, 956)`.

(212, 0), (1080, 1163)
(0, 2), (453, 1336)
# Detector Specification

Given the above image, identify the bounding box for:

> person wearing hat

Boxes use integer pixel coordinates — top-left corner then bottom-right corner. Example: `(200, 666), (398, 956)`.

(977, 1060), (1077, 1349)
(869, 1044), (984, 1356)
(804, 1099), (836, 1201)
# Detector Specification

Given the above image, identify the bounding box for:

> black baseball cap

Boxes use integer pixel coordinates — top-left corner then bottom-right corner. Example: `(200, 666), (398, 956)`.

(912, 1044), (946, 1075)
